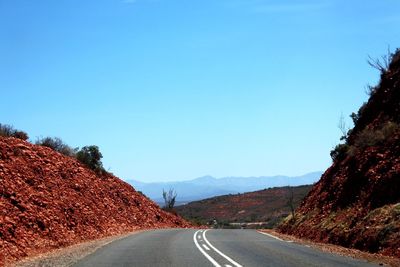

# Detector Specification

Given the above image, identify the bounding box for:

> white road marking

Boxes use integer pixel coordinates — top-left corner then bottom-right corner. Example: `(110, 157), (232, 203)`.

(257, 231), (284, 241)
(198, 235), (202, 239)
(225, 265), (233, 267)
(193, 230), (221, 267)
(203, 230), (243, 267)
(202, 244), (211, 250)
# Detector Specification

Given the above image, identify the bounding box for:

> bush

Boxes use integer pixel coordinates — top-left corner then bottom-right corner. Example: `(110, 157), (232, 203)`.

(334, 122), (400, 159)
(354, 122), (399, 150)
(36, 137), (77, 157)
(330, 143), (350, 161)
(13, 131), (29, 141)
(76, 145), (104, 174)
(0, 123), (29, 140)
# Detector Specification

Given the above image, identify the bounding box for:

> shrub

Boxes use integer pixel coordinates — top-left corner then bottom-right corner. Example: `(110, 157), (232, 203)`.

(13, 131), (29, 141)
(0, 123), (29, 140)
(346, 122), (399, 158)
(76, 145), (104, 174)
(36, 137), (77, 157)
(0, 124), (14, 137)
(330, 143), (350, 161)
(354, 122), (400, 150)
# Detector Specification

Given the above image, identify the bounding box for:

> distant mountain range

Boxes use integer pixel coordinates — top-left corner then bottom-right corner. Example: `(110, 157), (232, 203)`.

(127, 171), (323, 205)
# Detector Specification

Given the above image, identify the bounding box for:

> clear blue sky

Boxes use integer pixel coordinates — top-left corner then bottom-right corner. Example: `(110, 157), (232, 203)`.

(1, 0), (399, 182)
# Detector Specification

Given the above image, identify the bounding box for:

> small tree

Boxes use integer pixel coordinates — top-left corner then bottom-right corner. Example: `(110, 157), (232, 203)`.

(367, 47), (393, 74)
(338, 113), (350, 141)
(287, 186), (295, 221)
(330, 114), (353, 161)
(76, 145), (104, 174)
(162, 188), (177, 210)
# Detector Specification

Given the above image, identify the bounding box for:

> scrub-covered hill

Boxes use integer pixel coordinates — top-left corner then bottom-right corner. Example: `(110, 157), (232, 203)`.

(279, 50), (400, 258)
(0, 136), (190, 266)
(176, 185), (312, 228)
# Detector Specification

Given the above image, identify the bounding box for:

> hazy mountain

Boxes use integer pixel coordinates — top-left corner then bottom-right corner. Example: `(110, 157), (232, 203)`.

(127, 171), (322, 204)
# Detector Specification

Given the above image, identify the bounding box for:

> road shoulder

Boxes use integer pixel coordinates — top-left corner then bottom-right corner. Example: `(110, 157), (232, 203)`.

(258, 229), (400, 267)
(10, 231), (143, 267)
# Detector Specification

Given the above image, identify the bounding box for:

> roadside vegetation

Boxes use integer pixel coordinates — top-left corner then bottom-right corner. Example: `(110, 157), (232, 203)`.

(0, 123), (29, 141)
(0, 124), (106, 174)
(279, 48), (400, 257)
(162, 188), (177, 212)
(330, 48), (400, 162)
(35, 137), (77, 157)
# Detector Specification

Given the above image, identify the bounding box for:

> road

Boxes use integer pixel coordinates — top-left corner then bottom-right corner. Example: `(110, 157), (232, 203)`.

(73, 229), (378, 267)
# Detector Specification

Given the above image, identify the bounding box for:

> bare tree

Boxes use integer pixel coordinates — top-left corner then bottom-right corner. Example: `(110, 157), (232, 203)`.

(162, 188), (177, 210)
(338, 113), (350, 141)
(367, 47), (393, 74)
(287, 186), (295, 222)
(364, 84), (377, 96)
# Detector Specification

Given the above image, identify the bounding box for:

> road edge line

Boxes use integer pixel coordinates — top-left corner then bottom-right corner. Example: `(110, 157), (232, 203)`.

(257, 231), (293, 242)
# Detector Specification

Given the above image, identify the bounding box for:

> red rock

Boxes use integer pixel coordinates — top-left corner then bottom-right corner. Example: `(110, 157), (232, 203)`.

(278, 50), (400, 258)
(0, 137), (190, 266)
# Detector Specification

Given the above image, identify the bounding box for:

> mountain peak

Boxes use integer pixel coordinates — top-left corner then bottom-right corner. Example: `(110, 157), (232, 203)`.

(192, 175), (216, 182)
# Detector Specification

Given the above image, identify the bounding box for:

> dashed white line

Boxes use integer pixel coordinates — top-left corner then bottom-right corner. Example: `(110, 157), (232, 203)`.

(202, 244), (211, 250)
(203, 230), (243, 267)
(225, 265), (233, 267)
(193, 230), (221, 267)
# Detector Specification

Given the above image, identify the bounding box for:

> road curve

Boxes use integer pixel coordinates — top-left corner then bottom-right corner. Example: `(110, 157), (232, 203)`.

(73, 229), (378, 267)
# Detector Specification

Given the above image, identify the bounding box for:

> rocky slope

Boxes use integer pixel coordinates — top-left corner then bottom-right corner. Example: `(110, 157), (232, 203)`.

(0, 137), (190, 266)
(279, 50), (400, 258)
(176, 185), (312, 228)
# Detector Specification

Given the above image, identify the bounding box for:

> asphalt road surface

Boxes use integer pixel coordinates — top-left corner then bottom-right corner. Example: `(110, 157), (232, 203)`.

(73, 229), (379, 267)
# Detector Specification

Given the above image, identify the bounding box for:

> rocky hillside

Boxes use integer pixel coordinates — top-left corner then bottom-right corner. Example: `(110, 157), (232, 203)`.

(279, 50), (400, 258)
(0, 137), (190, 266)
(176, 185), (312, 228)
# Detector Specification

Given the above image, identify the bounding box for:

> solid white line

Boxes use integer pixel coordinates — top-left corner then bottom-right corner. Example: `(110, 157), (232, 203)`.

(202, 244), (211, 250)
(257, 231), (284, 241)
(203, 230), (243, 267)
(193, 230), (221, 267)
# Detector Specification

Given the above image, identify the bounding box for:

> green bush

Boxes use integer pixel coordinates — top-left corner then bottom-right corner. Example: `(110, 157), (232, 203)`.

(0, 123), (29, 141)
(333, 122), (400, 160)
(76, 145), (104, 174)
(330, 143), (350, 161)
(13, 131), (29, 141)
(354, 122), (399, 150)
(36, 137), (77, 157)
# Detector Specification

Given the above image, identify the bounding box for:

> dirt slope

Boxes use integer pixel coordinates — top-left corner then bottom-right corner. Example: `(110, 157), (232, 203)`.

(0, 137), (190, 266)
(176, 185), (312, 227)
(279, 50), (400, 258)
